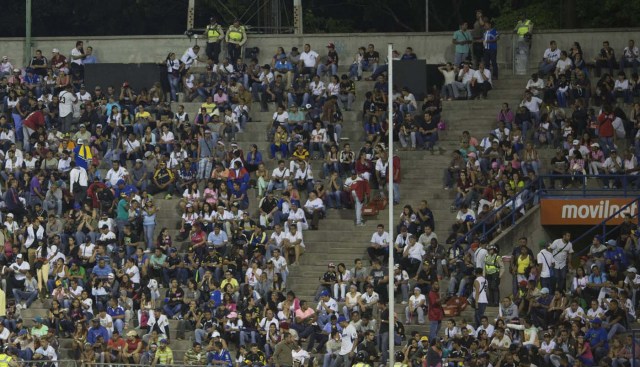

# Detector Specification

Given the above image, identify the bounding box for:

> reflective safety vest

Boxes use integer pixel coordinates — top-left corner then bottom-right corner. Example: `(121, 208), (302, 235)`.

(516, 20), (531, 36)
(485, 254), (499, 275)
(207, 25), (221, 41)
(228, 26), (245, 42)
(0, 354), (12, 367)
(353, 363), (371, 367)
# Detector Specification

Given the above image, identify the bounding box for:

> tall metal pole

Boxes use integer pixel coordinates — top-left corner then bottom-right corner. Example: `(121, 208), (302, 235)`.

(24, 0), (32, 67)
(425, 0), (429, 32)
(293, 0), (303, 34)
(387, 43), (395, 367)
(187, 0), (195, 30)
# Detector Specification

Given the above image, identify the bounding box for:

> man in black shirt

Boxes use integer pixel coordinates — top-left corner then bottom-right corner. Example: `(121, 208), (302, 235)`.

(29, 49), (49, 77)
(549, 148), (569, 189)
(604, 298), (627, 338)
(416, 111), (439, 152)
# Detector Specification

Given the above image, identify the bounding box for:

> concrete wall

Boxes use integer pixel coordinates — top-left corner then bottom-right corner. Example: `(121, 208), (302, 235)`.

(1, 28), (639, 69)
(493, 205), (550, 297)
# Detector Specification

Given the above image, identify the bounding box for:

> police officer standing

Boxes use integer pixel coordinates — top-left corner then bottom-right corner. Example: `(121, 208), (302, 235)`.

(484, 245), (504, 307)
(0, 346), (18, 367)
(514, 14), (534, 51)
(205, 17), (225, 63)
(226, 19), (247, 63)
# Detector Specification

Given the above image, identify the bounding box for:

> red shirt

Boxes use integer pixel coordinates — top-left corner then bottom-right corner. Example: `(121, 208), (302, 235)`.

(351, 179), (371, 202)
(191, 230), (206, 247)
(428, 290), (444, 321)
(597, 113), (614, 138)
(108, 337), (127, 352)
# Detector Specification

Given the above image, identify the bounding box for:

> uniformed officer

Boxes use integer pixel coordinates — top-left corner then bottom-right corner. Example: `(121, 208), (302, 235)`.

(393, 351), (408, 367)
(225, 19), (247, 64)
(352, 351), (371, 367)
(484, 245), (504, 306)
(0, 346), (18, 367)
(514, 14), (533, 50)
(205, 17), (225, 63)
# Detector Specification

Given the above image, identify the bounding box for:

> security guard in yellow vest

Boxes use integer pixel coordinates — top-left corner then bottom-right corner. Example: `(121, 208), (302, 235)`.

(352, 351), (371, 367)
(484, 245), (504, 307)
(205, 17), (225, 63)
(225, 19), (247, 64)
(393, 351), (408, 367)
(0, 346), (17, 367)
(514, 14), (533, 49)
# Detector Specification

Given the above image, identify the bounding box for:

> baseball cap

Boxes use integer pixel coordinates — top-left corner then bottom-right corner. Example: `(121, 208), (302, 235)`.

(592, 317), (601, 324)
(628, 267), (638, 273)
(328, 263), (335, 267)
(420, 336), (429, 342)
(16, 254), (22, 259)
(320, 290), (330, 297)
(52, 48), (59, 53)
(540, 288), (549, 294)
(338, 316), (347, 323)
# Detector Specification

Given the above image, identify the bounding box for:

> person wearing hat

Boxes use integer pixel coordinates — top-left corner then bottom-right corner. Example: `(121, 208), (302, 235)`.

(584, 317), (608, 360)
(529, 287), (552, 328)
(315, 286), (339, 329)
(317, 43), (339, 79)
(274, 53), (294, 87)
(204, 17), (225, 63)
(225, 19), (247, 64)
(152, 338), (174, 366)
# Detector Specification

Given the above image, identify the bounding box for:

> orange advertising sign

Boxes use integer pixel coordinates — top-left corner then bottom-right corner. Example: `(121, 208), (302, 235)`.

(540, 198), (638, 225)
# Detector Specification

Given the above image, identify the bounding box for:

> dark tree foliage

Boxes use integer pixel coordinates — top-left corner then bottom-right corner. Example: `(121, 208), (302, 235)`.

(1, 0), (637, 37)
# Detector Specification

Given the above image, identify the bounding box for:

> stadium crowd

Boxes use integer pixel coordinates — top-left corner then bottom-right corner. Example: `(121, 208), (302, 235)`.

(0, 11), (639, 367)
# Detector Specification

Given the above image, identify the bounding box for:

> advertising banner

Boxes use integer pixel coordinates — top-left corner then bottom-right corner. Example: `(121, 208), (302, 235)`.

(540, 198), (638, 225)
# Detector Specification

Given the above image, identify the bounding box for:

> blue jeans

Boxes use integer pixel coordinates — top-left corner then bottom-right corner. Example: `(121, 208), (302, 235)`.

(475, 302), (487, 327)
(163, 303), (182, 318)
(13, 289), (38, 307)
(429, 320), (441, 340)
(143, 223), (156, 250)
(483, 48), (498, 78)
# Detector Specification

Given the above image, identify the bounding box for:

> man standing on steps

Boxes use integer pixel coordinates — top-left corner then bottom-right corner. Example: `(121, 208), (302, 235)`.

(428, 281), (444, 340)
(204, 17), (225, 64)
(536, 241), (555, 294)
(350, 172), (370, 226)
(472, 267), (488, 327)
(483, 245), (504, 307)
(550, 231), (574, 293)
(335, 316), (358, 367)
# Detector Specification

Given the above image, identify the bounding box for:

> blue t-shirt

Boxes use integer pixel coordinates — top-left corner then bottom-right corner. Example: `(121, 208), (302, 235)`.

(208, 349), (232, 367)
(585, 327), (608, 349)
(484, 28), (499, 50)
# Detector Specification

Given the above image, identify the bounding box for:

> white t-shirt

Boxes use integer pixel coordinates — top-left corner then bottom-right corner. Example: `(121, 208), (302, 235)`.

(409, 294), (426, 308)
(271, 167), (290, 181)
(105, 166), (129, 186)
(126, 265), (141, 284)
(10, 261), (30, 281)
(536, 249), (554, 278)
(58, 90), (77, 117)
(521, 97), (542, 113)
(273, 112), (289, 124)
(71, 47), (83, 65)
(300, 51), (319, 68)
(270, 231), (286, 248)
(370, 231), (390, 247)
(99, 313), (114, 331)
(339, 323), (357, 355)
(285, 230), (305, 248)
(549, 239), (574, 269)
(316, 298), (339, 315)
(543, 48), (561, 62)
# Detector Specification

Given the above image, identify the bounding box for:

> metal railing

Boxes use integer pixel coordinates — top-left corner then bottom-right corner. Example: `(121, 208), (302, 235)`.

(452, 173), (640, 249)
(538, 173), (640, 198)
(569, 196), (640, 257)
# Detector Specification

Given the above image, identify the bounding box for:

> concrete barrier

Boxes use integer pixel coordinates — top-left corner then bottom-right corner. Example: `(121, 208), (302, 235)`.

(1, 28), (639, 71)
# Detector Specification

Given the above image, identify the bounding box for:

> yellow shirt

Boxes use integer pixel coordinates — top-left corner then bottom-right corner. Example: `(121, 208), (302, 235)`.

(201, 102), (217, 115)
(136, 111), (151, 120)
(516, 254), (531, 274)
(220, 278), (239, 290)
(0, 354), (12, 367)
(155, 347), (173, 364)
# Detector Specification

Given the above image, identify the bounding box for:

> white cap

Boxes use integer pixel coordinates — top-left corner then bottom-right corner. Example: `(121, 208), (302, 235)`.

(52, 48), (59, 53)
(628, 267), (637, 273)
(212, 331), (221, 337)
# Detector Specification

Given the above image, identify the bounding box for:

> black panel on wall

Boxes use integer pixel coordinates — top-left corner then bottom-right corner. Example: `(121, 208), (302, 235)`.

(392, 60), (427, 100)
(84, 63), (162, 93)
